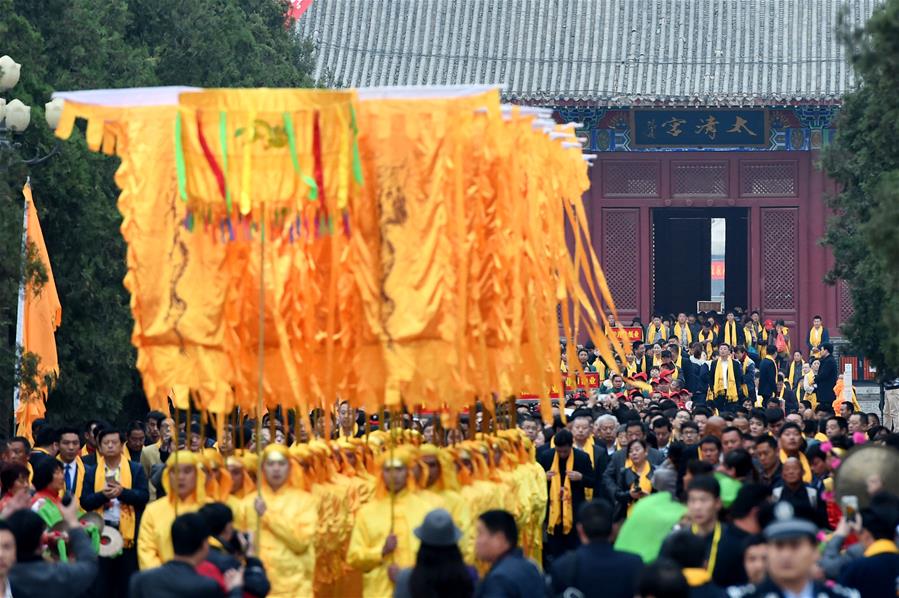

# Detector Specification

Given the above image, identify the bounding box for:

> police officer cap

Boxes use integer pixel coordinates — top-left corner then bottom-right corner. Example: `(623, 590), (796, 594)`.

(763, 502), (818, 541)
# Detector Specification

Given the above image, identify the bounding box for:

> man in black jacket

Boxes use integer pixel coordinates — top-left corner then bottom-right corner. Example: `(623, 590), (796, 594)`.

(7, 499), (98, 598)
(549, 500), (643, 598)
(815, 343), (839, 410)
(130, 513), (243, 598)
(474, 510), (544, 598)
(80, 428), (150, 598)
(758, 350), (778, 402)
(198, 503), (270, 598)
(537, 429), (595, 562)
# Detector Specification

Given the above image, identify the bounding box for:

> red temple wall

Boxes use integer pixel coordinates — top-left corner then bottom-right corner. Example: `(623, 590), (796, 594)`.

(586, 150), (847, 347)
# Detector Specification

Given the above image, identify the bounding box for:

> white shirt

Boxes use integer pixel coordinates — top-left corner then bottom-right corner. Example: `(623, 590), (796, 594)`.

(3, 578), (11, 598)
(719, 358), (730, 389)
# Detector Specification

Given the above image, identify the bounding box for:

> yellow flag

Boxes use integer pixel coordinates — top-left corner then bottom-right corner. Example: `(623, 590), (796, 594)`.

(15, 183), (62, 439)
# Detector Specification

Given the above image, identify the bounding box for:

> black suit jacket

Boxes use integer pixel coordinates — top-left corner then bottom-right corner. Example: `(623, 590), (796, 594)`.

(129, 560), (240, 598)
(81, 458), (150, 527)
(590, 444), (613, 501)
(758, 357), (778, 399)
(538, 447), (595, 524)
(549, 541), (644, 598)
(816, 355), (839, 407)
(775, 387), (799, 413)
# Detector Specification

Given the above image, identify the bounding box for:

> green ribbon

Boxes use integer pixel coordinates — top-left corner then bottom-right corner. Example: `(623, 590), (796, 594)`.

(350, 105), (364, 185)
(57, 538), (68, 563)
(175, 112), (188, 201)
(282, 112), (319, 200)
(219, 112), (231, 213)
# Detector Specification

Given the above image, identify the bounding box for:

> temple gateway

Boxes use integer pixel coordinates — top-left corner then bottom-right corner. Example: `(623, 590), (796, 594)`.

(298, 0), (883, 346)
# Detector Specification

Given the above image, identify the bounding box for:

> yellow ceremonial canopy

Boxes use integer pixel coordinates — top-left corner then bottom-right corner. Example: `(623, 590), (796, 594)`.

(52, 85), (624, 423)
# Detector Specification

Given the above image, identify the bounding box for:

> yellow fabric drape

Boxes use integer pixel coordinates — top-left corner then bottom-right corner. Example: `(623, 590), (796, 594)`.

(54, 88), (625, 422)
(547, 449), (573, 535)
(94, 456), (136, 547)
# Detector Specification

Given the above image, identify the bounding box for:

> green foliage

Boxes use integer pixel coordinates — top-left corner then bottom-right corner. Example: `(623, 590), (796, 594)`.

(1, 0), (314, 432)
(823, 0), (899, 375)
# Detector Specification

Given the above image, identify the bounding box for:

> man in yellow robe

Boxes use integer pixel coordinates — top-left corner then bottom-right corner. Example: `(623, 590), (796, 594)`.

(346, 446), (433, 597)
(137, 450), (207, 569)
(225, 452), (255, 514)
(415, 445), (473, 561)
(237, 444), (318, 598)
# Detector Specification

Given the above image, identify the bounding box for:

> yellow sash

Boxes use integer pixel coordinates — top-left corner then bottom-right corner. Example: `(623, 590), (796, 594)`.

(692, 522), (722, 575)
(683, 568), (712, 587)
(576, 437), (595, 500)
(779, 450), (812, 483)
(864, 539), (899, 557)
(647, 325), (668, 344)
(740, 356), (753, 397)
(810, 326), (823, 348)
(674, 323), (692, 345)
(712, 358), (739, 401)
(56, 456), (87, 497)
(723, 321), (738, 346)
(698, 330), (715, 356)
(787, 360), (805, 389)
(624, 458), (652, 515)
(547, 450), (573, 535)
(94, 456), (136, 547)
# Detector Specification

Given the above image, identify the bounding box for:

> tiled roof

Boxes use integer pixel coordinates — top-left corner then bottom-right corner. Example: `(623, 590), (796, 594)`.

(296, 0), (883, 106)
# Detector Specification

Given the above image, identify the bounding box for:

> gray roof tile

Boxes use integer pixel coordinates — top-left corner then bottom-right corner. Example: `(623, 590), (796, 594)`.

(297, 0), (883, 105)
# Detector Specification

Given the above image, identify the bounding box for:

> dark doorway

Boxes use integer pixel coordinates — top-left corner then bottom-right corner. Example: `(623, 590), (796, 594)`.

(652, 208), (749, 317)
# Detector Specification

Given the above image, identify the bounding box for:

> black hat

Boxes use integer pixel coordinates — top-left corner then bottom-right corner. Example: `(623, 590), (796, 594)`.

(414, 508), (463, 547)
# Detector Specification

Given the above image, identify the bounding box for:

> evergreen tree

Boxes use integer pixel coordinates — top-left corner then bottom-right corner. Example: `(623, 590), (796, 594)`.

(1, 0), (313, 433)
(823, 0), (899, 375)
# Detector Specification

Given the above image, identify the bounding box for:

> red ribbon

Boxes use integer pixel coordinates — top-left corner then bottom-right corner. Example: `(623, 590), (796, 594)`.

(196, 112), (227, 201)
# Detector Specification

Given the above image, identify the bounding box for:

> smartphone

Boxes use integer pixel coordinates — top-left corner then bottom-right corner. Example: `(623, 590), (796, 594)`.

(841, 495), (859, 520)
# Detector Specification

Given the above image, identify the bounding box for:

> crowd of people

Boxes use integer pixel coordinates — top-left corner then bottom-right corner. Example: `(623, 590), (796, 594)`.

(0, 310), (895, 597)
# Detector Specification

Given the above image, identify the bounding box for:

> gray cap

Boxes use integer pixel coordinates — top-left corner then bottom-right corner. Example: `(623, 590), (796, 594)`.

(763, 502), (819, 541)
(414, 508), (463, 547)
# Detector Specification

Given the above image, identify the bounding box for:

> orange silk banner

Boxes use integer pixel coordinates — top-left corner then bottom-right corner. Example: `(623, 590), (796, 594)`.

(54, 87), (624, 423)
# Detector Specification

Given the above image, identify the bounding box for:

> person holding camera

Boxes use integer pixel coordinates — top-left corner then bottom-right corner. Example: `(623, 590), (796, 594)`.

(198, 502), (270, 598)
(7, 496), (98, 598)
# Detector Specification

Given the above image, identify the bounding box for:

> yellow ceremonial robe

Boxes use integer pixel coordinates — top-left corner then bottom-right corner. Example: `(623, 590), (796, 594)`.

(138, 495), (204, 569)
(347, 489), (433, 597)
(237, 486), (318, 598)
